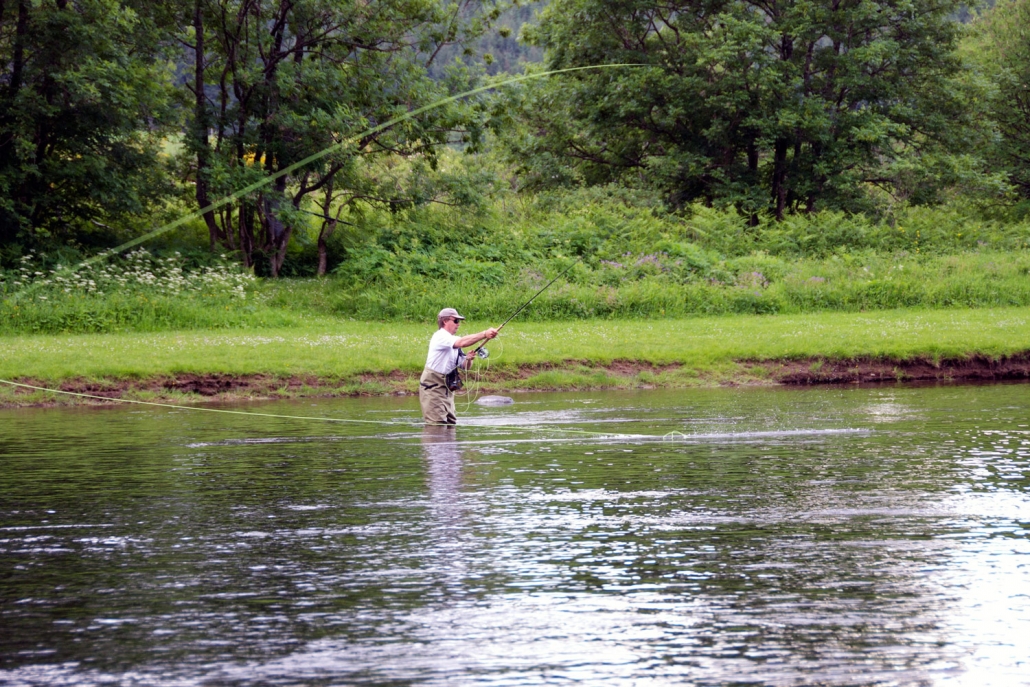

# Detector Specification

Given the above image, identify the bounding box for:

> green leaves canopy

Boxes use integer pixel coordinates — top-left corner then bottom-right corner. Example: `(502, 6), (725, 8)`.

(0, 0), (173, 252)
(506, 0), (972, 218)
(181, 0), (503, 275)
(968, 0), (1030, 208)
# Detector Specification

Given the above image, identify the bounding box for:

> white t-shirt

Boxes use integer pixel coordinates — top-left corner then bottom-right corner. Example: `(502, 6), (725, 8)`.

(425, 328), (461, 374)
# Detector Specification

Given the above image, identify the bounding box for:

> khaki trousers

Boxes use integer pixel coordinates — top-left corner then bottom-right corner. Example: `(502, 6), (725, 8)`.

(419, 368), (456, 424)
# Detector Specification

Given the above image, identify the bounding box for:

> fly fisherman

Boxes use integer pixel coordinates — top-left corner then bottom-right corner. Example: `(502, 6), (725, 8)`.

(420, 308), (498, 424)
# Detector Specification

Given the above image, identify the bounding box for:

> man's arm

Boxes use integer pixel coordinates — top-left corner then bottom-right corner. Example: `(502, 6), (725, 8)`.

(453, 328), (498, 349)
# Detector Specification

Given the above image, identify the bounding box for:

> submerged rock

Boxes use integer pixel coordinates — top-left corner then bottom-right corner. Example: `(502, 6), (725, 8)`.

(476, 395), (514, 406)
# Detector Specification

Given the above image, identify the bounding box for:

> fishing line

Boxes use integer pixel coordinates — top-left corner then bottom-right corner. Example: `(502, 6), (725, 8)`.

(0, 379), (413, 426)
(0, 379), (869, 443)
(463, 261), (575, 395)
(459, 336), (501, 410)
(4, 64), (642, 303)
(459, 357), (484, 411)
(0, 376), (638, 440)
(1, 69), (640, 430)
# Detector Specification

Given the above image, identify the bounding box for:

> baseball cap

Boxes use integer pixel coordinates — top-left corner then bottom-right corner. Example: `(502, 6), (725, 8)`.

(438, 307), (465, 320)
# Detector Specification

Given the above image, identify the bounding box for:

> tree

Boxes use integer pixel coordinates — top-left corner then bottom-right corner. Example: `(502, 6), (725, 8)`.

(503, 0), (975, 219)
(0, 0), (174, 255)
(969, 0), (1030, 205)
(179, 0), (504, 276)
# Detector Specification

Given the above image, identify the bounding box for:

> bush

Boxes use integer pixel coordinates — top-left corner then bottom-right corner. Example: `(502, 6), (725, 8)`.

(0, 249), (297, 334)
(4, 190), (1030, 333)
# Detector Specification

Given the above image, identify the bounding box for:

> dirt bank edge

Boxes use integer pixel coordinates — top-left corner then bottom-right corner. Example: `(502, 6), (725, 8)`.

(3, 352), (1030, 408)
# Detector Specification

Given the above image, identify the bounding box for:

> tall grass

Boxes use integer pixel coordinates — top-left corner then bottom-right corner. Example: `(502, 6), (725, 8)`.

(325, 193), (1030, 288)
(3, 194), (1030, 334)
(0, 249), (309, 334)
(312, 251), (1030, 321)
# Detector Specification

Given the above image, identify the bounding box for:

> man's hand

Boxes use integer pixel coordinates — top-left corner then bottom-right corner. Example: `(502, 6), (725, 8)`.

(483, 328), (499, 340)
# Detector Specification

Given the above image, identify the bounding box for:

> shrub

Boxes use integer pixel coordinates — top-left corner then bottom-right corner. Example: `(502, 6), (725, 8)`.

(5, 192), (1030, 333)
(0, 249), (277, 334)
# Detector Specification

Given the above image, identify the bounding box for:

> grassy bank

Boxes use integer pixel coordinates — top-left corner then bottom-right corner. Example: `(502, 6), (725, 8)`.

(4, 197), (1030, 335)
(3, 306), (1029, 406)
(6, 250), (1030, 335)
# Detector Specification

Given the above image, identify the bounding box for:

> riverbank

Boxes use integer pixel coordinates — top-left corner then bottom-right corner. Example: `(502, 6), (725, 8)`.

(3, 353), (1030, 408)
(2, 306), (1029, 407)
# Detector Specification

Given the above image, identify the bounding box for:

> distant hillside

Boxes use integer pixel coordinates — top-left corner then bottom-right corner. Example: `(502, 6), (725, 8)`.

(478, 2), (546, 75)
(430, 1), (546, 78)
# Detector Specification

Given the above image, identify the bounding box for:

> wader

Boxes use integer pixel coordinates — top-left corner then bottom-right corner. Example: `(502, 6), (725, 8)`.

(419, 368), (457, 425)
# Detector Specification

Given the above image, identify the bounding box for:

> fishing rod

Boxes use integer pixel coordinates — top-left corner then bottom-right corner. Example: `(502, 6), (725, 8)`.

(470, 260), (579, 359)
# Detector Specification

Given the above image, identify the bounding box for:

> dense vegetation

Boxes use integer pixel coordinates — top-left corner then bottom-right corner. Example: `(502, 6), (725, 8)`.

(2, 0), (1030, 336)
(508, 0), (980, 217)
(4, 187), (1030, 333)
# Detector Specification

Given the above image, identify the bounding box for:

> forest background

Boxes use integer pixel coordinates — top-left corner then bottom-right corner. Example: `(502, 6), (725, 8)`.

(2, 0), (1030, 337)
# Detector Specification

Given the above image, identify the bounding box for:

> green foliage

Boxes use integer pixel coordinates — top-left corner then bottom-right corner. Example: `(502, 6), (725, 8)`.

(177, 0), (508, 276)
(303, 192), (1030, 321)
(331, 189), (1030, 276)
(320, 250), (1030, 321)
(6, 190), (1030, 334)
(966, 0), (1030, 204)
(0, 248), (301, 334)
(501, 0), (987, 218)
(0, 0), (175, 252)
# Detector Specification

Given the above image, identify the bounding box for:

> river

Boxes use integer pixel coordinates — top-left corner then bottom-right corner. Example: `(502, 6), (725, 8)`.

(1, 383), (1028, 685)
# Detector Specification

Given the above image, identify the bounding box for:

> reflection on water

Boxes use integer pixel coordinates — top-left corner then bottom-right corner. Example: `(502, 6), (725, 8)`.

(422, 425), (470, 595)
(1, 384), (1029, 686)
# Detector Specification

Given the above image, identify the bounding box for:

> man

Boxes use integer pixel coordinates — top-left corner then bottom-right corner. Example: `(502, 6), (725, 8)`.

(419, 307), (498, 424)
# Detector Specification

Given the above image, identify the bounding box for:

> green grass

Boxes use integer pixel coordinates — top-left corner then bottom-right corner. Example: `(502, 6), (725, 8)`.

(8, 251), (1030, 337)
(308, 250), (1030, 321)
(7, 251), (1030, 335)
(2, 306), (1029, 384)
(5, 195), (1030, 336)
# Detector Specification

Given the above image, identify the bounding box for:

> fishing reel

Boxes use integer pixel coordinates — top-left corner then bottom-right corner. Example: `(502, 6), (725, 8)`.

(458, 346), (489, 372)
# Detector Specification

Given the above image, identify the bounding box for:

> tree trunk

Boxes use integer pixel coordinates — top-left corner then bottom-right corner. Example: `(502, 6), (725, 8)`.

(317, 219), (336, 276)
(8, 1), (29, 99)
(0, 1), (29, 168)
(254, 0), (293, 277)
(219, 207), (235, 249)
(317, 232), (329, 276)
(806, 143), (824, 214)
(771, 138), (789, 221)
(239, 202), (255, 268)
(192, 0), (221, 251)
(747, 138), (759, 227)
(262, 178), (291, 277)
(772, 33), (795, 221)
(270, 225), (292, 277)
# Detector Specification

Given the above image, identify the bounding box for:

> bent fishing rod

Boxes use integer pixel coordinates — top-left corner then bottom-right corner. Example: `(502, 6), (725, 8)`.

(470, 260), (578, 359)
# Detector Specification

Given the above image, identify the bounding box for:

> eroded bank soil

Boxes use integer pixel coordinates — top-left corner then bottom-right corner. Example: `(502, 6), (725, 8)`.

(4, 353), (1030, 407)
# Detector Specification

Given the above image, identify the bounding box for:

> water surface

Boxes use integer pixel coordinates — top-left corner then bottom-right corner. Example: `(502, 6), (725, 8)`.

(1, 384), (1029, 685)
